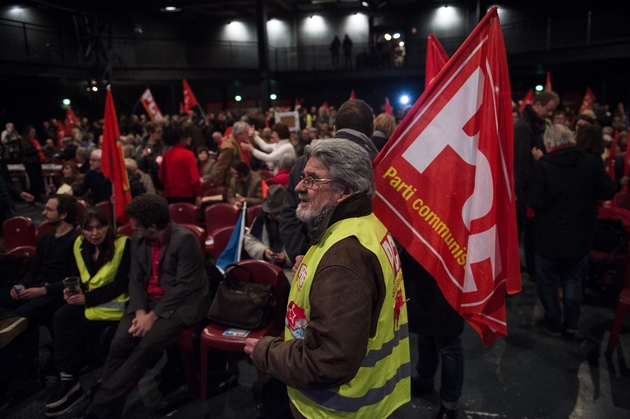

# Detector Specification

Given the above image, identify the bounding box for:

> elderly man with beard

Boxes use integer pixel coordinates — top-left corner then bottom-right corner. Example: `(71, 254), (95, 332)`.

(244, 139), (410, 419)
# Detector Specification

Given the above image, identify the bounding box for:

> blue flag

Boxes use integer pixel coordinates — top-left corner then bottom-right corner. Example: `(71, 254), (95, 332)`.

(216, 204), (246, 273)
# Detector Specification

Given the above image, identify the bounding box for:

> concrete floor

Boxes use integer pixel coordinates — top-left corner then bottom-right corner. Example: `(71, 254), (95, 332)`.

(3, 201), (630, 419)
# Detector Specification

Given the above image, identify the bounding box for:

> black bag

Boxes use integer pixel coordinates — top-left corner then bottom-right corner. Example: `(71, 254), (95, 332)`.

(207, 264), (276, 329)
(592, 218), (627, 255)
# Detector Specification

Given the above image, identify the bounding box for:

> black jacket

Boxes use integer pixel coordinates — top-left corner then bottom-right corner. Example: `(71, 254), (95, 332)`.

(514, 105), (546, 205)
(526, 146), (616, 259)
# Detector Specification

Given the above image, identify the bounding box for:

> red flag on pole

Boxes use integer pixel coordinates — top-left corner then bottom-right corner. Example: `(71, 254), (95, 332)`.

(384, 97), (393, 116)
(183, 79), (199, 115)
(321, 101), (329, 110)
(579, 87), (596, 115)
(101, 86), (132, 224)
(545, 71), (552, 91)
(65, 107), (78, 136)
(373, 6), (520, 346)
(349, 89), (356, 100)
(426, 32), (449, 90)
(139, 88), (164, 121)
(57, 121), (65, 148)
(518, 89), (534, 114)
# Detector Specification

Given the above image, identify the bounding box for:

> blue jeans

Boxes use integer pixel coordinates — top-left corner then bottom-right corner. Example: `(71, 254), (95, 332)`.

(415, 333), (464, 408)
(535, 254), (586, 332)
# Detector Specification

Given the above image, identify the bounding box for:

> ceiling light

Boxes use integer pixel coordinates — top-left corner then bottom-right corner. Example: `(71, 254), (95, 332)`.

(160, 6), (181, 12)
(393, 33), (400, 39)
(235, 95), (242, 102)
(361, 1), (369, 7)
(384, 33), (392, 41)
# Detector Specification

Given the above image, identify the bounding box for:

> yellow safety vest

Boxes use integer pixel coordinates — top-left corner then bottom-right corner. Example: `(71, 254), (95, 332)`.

(286, 213), (410, 418)
(74, 235), (129, 321)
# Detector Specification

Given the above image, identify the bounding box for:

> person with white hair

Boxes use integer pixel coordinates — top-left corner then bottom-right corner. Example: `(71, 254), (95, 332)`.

(527, 124), (616, 338)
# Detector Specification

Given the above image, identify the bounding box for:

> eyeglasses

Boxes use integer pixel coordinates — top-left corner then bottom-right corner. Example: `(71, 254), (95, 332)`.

(299, 174), (332, 188)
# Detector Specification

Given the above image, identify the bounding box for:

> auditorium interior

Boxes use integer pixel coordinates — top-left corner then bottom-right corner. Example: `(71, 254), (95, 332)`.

(1, 0), (630, 418)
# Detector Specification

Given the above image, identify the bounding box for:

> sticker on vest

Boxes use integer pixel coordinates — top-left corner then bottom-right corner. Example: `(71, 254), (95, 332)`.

(286, 301), (308, 339)
(296, 263), (308, 290)
(394, 288), (406, 330)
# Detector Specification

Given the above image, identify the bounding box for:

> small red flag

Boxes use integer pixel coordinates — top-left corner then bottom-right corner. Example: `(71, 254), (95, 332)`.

(349, 89), (356, 100)
(384, 97), (393, 116)
(139, 88), (164, 121)
(518, 89), (534, 114)
(426, 32), (449, 90)
(57, 121), (65, 148)
(101, 86), (132, 224)
(295, 98), (301, 109)
(321, 101), (329, 110)
(579, 87), (596, 115)
(545, 71), (552, 91)
(373, 6), (520, 346)
(183, 79), (199, 115)
(65, 107), (78, 136)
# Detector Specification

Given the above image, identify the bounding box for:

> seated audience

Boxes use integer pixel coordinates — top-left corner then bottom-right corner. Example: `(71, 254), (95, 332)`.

(46, 207), (130, 417)
(124, 158), (155, 196)
(197, 146), (215, 180)
(71, 150), (112, 204)
(243, 185), (292, 282)
(227, 161), (263, 209)
(268, 153), (295, 188)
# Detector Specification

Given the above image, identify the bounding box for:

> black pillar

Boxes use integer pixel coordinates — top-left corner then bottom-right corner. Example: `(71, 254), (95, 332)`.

(256, 0), (270, 111)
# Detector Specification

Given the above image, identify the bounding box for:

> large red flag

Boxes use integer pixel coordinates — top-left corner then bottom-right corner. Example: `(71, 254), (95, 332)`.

(65, 107), (78, 136)
(384, 97), (393, 116)
(518, 89), (534, 113)
(545, 71), (552, 91)
(349, 89), (356, 100)
(57, 121), (65, 148)
(139, 88), (164, 121)
(373, 6), (520, 346)
(579, 87), (596, 115)
(182, 79), (199, 115)
(101, 86), (131, 224)
(425, 32), (449, 90)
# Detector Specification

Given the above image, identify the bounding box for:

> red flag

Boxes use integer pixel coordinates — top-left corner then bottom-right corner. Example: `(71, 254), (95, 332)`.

(384, 97), (393, 116)
(349, 89), (356, 100)
(139, 88), (164, 121)
(518, 89), (534, 114)
(65, 107), (78, 136)
(101, 86), (132, 224)
(295, 98), (301, 109)
(182, 79), (199, 115)
(545, 71), (552, 91)
(426, 32), (449, 90)
(57, 121), (65, 148)
(579, 87), (596, 115)
(321, 101), (329, 110)
(373, 6), (520, 346)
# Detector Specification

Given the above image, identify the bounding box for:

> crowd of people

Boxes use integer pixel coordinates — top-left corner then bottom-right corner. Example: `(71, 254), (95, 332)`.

(0, 92), (628, 419)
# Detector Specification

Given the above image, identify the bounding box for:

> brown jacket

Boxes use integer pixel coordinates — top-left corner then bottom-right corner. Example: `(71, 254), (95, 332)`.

(226, 171), (263, 206)
(251, 194), (386, 416)
(211, 134), (242, 188)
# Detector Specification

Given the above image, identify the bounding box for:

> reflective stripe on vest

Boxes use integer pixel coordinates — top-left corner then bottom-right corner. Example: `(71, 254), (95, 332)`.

(286, 213), (410, 418)
(74, 235), (129, 321)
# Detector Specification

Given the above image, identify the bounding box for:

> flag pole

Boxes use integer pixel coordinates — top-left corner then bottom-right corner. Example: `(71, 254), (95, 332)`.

(196, 103), (206, 119)
(130, 98), (141, 117)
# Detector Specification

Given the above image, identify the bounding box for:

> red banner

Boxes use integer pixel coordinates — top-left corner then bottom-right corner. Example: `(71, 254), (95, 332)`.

(183, 79), (199, 115)
(545, 71), (552, 91)
(139, 88), (164, 121)
(65, 107), (78, 136)
(101, 86), (132, 224)
(373, 7), (520, 346)
(579, 87), (596, 115)
(518, 89), (534, 114)
(426, 32), (449, 90)
(350, 89), (356, 100)
(384, 97), (393, 116)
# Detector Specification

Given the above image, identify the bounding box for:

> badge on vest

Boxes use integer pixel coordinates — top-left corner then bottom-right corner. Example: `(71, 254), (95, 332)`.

(286, 301), (308, 339)
(296, 263), (308, 290)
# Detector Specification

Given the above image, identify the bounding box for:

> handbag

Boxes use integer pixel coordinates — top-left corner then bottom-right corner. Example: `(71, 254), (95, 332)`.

(207, 264), (276, 330)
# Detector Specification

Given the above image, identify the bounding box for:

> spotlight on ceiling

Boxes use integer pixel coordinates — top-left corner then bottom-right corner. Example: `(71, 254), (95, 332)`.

(160, 6), (181, 12)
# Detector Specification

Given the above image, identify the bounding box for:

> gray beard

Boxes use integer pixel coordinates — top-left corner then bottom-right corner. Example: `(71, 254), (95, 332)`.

(298, 204), (336, 235)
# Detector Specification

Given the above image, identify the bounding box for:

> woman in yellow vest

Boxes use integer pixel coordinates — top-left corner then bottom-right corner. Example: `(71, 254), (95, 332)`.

(45, 206), (130, 418)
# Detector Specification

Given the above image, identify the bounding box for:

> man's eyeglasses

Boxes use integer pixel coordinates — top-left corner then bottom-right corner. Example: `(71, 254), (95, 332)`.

(299, 174), (332, 188)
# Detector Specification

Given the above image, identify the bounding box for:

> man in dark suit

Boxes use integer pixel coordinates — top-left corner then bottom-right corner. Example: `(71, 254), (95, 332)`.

(77, 194), (209, 419)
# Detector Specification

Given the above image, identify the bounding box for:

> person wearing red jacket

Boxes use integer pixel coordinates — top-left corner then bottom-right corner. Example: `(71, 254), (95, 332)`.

(158, 127), (201, 205)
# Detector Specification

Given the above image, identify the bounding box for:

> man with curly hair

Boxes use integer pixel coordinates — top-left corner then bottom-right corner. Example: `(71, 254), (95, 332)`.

(76, 194), (209, 419)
